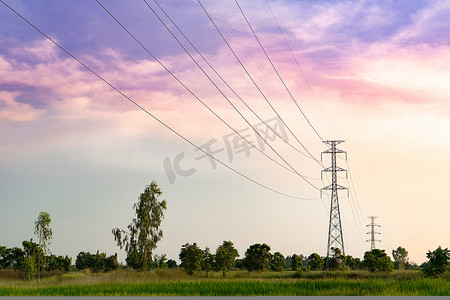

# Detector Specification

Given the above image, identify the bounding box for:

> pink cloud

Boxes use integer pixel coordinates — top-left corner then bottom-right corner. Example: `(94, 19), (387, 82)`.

(0, 91), (45, 121)
(319, 43), (450, 107)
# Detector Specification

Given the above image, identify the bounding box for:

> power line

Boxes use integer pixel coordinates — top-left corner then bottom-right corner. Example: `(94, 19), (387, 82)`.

(203, 1), (335, 204)
(263, 0), (338, 136)
(347, 190), (369, 250)
(382, 232), (431, 251)
(197, 0), (323, 167)
(382, 227), (440, 247)
(150, 0), (314, 162)
(336, 152), (368, 243)
(239, 0), (368, 254)
(96, 0), (322, 190)
(342, 194), (369, 250)
(344, 158), (369, 238)
(235, 0), (323, 142)
(157, 0), (365, 250)
(140, 0), (321, 183)
(0, 0), (319, 201)
(241, 0), (366, 250)
(337, 157), (368, 251)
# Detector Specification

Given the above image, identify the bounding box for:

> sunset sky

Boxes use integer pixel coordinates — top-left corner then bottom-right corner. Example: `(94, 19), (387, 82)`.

(1, 0), (450, 265)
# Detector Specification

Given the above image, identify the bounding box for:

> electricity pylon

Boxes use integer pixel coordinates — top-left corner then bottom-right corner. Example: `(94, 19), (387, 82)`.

(321, 140), (348, 265)
(366, 216), (381, 250)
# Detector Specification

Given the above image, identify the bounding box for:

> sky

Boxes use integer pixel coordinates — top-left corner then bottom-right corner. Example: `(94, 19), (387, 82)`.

(1, 0), (450, 266)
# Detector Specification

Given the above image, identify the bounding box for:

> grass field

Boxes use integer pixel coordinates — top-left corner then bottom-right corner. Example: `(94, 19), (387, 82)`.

(0, 269), (449, 296)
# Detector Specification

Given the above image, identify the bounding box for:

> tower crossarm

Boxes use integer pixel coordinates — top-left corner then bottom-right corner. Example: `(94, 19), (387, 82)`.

(322, 184), (348, 190)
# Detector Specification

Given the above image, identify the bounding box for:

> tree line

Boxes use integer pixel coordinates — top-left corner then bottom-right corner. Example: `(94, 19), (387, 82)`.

(0, 240), (70, 280)
(176, 242), (429, 277)
(0, 211), (120, 280)
(1, 181), (449, 280)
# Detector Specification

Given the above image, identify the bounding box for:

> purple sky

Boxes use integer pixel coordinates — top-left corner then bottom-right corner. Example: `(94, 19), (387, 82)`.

(1, 0), (450, 265)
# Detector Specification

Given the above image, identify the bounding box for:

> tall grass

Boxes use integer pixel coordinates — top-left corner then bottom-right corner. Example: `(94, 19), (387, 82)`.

(1, 278), (449, 296)
(0, 269), (448, 296)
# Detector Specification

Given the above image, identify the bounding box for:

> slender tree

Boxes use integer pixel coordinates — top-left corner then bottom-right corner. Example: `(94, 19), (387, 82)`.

(34, 211), (52, 283)
(112, 181), (167, 270)
(202, 247), (215, 277)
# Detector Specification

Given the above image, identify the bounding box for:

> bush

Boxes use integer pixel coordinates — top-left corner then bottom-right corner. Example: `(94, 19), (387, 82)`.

(362, 249), (393, 272)
(307, 253), (324, 270)
(167, 259), (177, 269)
(75, 251), (119, 273)
(292, 269), (303, 278)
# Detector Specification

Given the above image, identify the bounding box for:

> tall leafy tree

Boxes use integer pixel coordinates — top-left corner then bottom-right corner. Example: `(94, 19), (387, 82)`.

(112, 181), (167, 270)
(215, 241), (239, 277)
(243, 243), (272, 271)
(34, 211), (52, 283)
(392, 246), (409, 270)
(179, 243), (203, 275)
(422, 246), (450, 277)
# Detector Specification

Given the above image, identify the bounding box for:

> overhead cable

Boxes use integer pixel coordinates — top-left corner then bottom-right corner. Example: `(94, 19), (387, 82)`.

(0, 0), (318, 200)
(97, 0), (323, 188)
(150, 0), (314, 161)
(197, 0), (323, 166)
(235, 0), (323, 142)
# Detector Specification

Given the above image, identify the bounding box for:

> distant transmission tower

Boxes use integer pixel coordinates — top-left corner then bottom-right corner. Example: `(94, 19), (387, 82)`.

(321, 140), (348, 264)
(366, 216), (381, 250)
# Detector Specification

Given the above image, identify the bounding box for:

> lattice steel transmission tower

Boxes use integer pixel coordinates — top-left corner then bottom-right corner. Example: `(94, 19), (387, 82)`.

(321, 140), (348, 263)
(366, 216), (381, 250)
